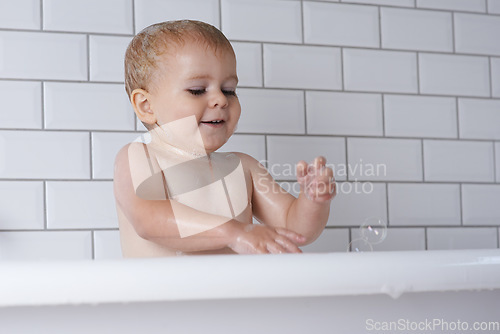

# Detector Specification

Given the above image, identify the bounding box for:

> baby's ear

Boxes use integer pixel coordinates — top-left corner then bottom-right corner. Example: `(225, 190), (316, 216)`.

(130, 88), (156, 126)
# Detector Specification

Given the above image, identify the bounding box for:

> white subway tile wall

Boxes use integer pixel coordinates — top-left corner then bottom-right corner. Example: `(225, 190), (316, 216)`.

(306, 91), (383, 136)
(135, 0), (220, 32)
(301, 228), (349, 253)
(267, 136), (346, 180)
(0, 81), (42, 129)
(91, 132), (143, 179)
(416, 0), (487, 13)
(264, 44), (342, 89)
(343, 0), (414, 6)
(0, 0), (499, 260)
(330, 182), (388, 226)
(347, 138), (423, 181)
(491, 57), (500, 97)
(236, 89), (305, 134)
(221, 0), (302, 43)
(455, 13), (500, 56)
(303, 2), (379, 48)
(419, 53), (490, 97)
(381, 7), (453, 52)
(489, 0), (500, 14)
(89, 35), (132, 82)
(462, 184), (500, 225)
(43, 0), (133, 34)
(0, 231), (92, 261)
(0, 130), (90, 179)
(46, 181), (118, 229)
(94, 230), (122, 259)
(0, 181), (44, 230)
(458, 99), (500, 140)
(0, 31), (87, 80)
(388, 183), (461, 226)
(427, 227), (498, 250)
(232, 42), (263, 87)
(384, 95), (457, 138)
(0, 0), (40, 30)
(44, 82), (135, 130)
(343, 48), (418, 93)
(423, 140), (495, 182)
(351, 227), (426, 251)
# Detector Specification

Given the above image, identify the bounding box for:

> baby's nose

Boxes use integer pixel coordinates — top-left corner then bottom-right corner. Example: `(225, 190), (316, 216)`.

(209, 91), (229, 109)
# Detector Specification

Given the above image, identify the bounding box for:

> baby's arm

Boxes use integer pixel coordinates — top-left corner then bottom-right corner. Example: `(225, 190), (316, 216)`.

(114, 144), (305, 254)
(245, 154), (335, 244)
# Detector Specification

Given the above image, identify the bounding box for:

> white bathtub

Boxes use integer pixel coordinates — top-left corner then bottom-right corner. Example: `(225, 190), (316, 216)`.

(1, 249), (499, 334)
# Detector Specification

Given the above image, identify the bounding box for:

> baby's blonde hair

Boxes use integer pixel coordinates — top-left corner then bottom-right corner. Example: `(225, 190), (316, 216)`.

(124, 20), (234, 98)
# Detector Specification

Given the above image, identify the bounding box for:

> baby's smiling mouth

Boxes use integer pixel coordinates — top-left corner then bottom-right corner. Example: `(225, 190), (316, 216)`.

(200, 119), (225, 127)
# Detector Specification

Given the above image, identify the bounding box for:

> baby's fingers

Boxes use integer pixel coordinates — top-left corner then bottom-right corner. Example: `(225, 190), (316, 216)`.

(275, 227), (307, 245)
(266, 242), (287, 254)
(296, 160), (308, 179)
(313, 156), (327, 170)
(275, 236), (303, 253)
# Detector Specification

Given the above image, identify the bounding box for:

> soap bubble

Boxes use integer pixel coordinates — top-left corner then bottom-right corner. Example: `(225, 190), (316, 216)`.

(347, 238), (373, 252)
(346, 217), (388, 252)
(360, 217), (387, 245)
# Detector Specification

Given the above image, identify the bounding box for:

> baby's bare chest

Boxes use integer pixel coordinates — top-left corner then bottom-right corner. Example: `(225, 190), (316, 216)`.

(157, 152), (252, 220)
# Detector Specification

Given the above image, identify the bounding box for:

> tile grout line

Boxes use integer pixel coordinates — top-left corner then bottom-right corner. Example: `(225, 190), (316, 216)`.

(456, 97), (461, 139)
(340, 47), (345, 91)
(40, 0), (44, 30)
(421, 139), (425, 181)
(91, 230), (95, 260)
(261, 43), (265, 88)
(459, 183), (464, 226)
(489, 57), (493, 98)
(344, 137), (349, 181)
(300, 0), (305, 44)
(132, 0), (136, 35)
(89, 132), (93, 180)
(378, 5), (382, 49)
(424, 227), (428, 250)
(497, 227), (499, 249)
(385, 182), (389, 226)
(2, 178), (498, 185)
(381, 94), (385, 136)
(264, 135), (268, 169)
(416, 52), (420, 94)
(492, 141), (497, 182)
(86, 34), (90, 81)
(43, 180), (47, 230)
(2, 225), (497, 232)
(41, 82), (45, 129)
(1, 127), (500, 144)
(218, 0), (222, 30)
(303, 90), (308, 135)
(451, 12), (456, 53)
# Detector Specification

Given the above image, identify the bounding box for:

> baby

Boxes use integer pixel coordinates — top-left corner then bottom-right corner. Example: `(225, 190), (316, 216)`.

(114, 20), (336, 257)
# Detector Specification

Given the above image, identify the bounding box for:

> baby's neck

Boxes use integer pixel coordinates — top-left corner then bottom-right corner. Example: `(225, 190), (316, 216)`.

(148, 126), (212, 159)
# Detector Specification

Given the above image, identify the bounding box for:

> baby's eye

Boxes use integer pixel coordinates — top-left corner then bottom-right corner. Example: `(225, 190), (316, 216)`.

(222, 89), (237, 97)
(188, 89), (206, 96)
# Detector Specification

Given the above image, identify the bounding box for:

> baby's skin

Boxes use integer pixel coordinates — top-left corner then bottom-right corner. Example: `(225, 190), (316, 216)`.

(114, 39), (336, 257)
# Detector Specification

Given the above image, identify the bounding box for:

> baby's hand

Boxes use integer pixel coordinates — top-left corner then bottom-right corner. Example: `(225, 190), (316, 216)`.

(296, 156), (336, 203)
(228, 224), (306, 254)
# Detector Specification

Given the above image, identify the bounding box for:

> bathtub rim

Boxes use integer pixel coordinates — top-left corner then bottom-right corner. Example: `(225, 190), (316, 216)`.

(1, 249), (499, 307)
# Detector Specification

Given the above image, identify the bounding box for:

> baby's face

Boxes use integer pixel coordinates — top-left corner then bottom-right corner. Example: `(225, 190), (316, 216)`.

(147, 41), (240, 154)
